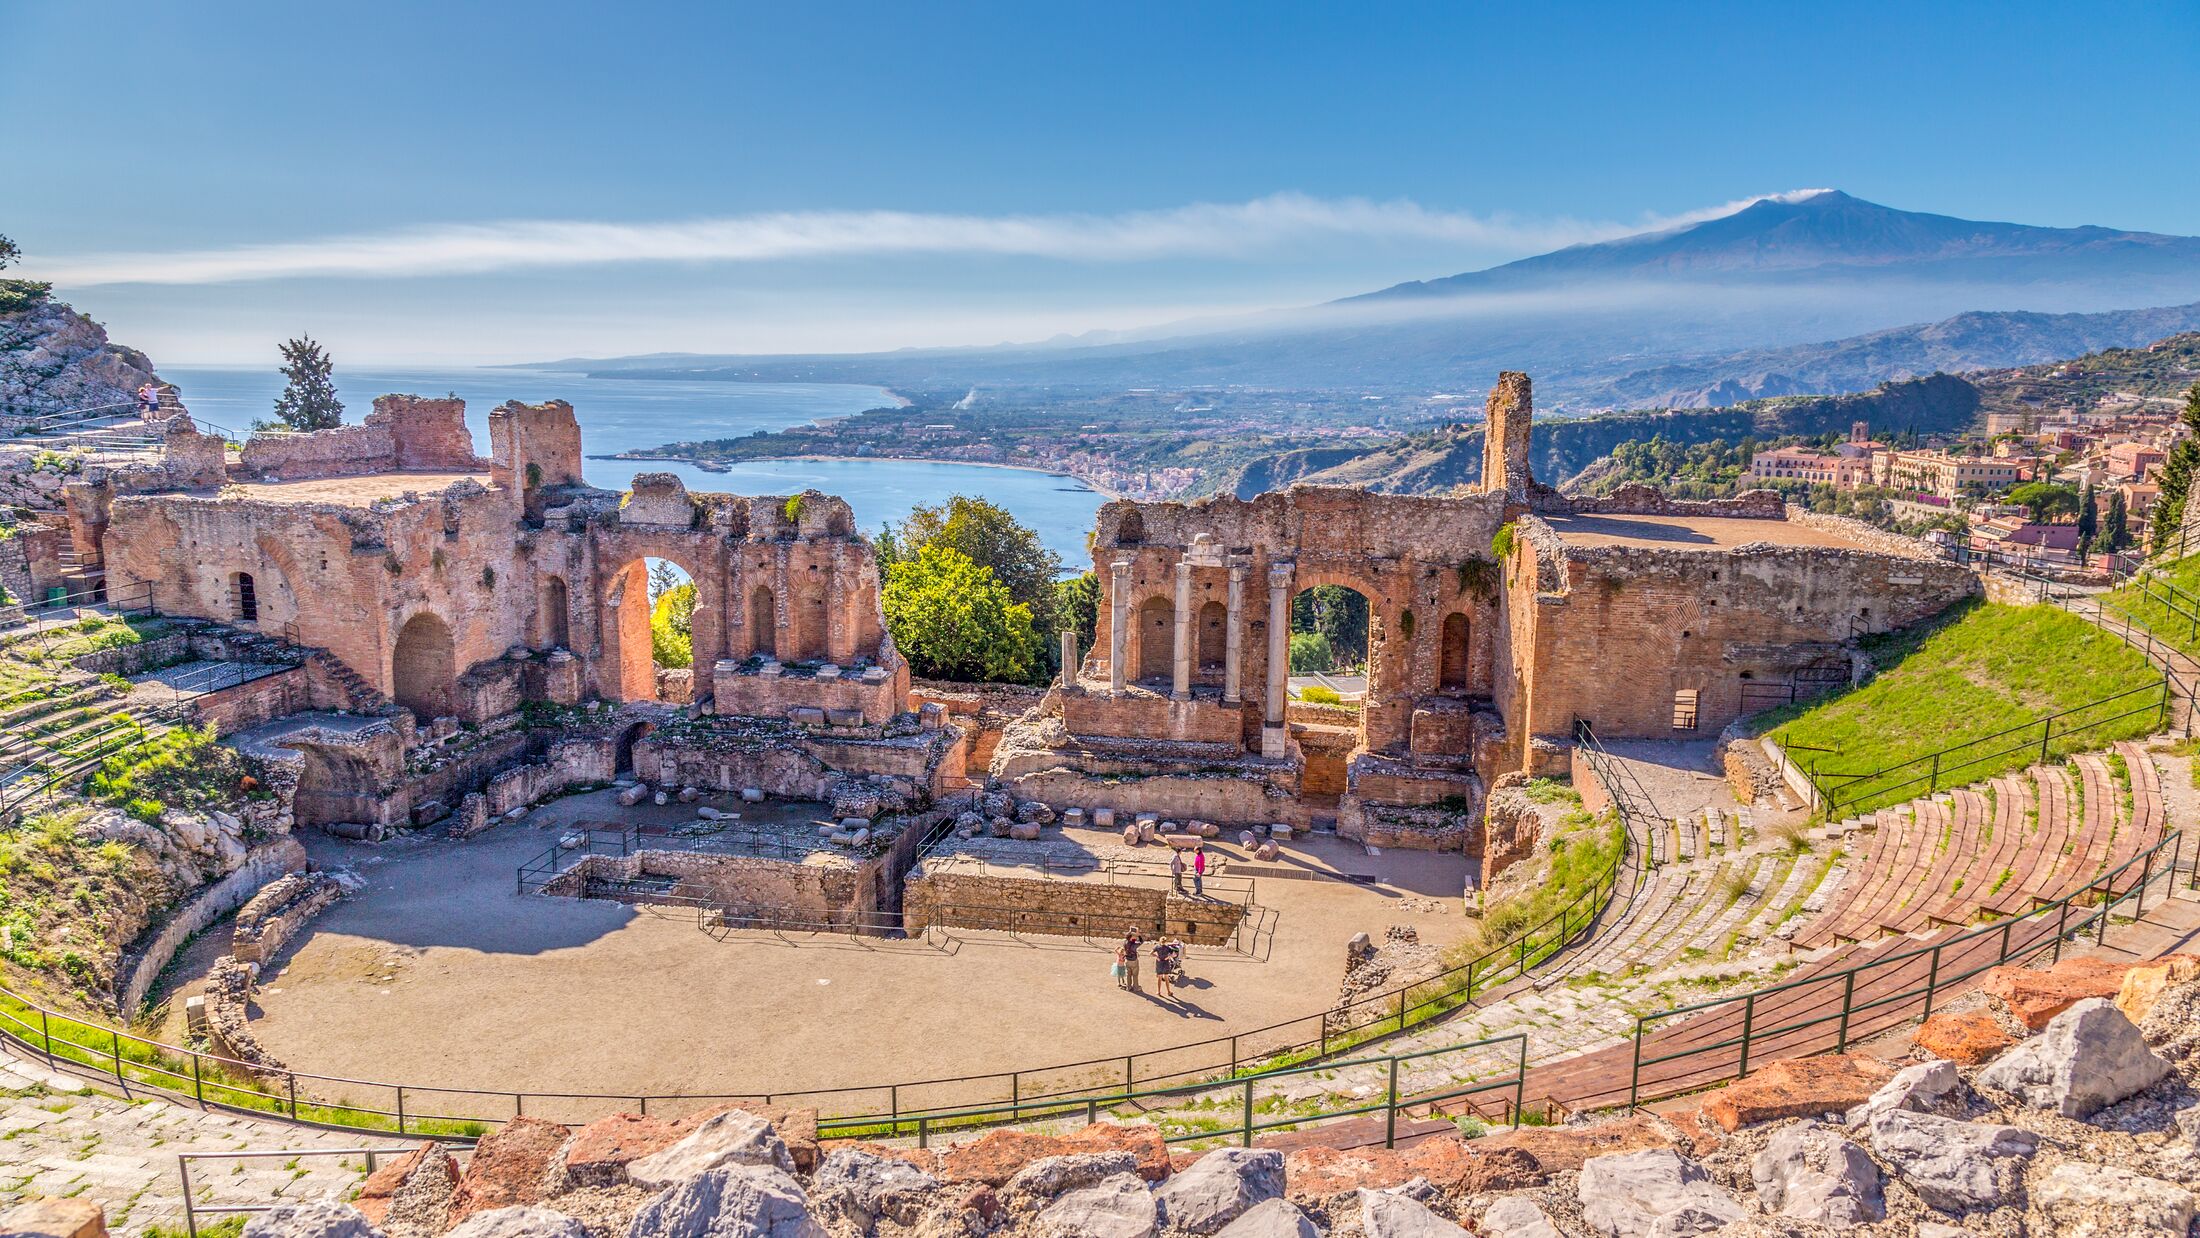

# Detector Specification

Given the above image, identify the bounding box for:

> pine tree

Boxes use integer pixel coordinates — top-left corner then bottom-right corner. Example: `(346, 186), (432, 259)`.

(269, 336), (344, 431)
(2103, 490), (2130, 553)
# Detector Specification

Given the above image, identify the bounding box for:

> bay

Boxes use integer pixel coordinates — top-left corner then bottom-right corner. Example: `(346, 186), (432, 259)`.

(160, 365), (1105, 565)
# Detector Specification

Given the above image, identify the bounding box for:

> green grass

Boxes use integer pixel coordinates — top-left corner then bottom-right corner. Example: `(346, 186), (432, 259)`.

(2104, 554), (2200, 659)
(1766, 600), (2162, 816)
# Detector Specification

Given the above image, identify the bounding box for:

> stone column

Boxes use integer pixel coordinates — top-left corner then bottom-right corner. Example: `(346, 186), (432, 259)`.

(1170, 559), (1193, 701)
(1263, 561), (1292, 757)
(1223, 560), (1246, 704)
(1058, 629), (1078, 689)
(1108, 560), (1131, 694)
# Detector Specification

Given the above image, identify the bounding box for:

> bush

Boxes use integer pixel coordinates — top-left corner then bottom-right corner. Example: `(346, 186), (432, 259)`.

(882, 544), (1042, 683)
(1300, 684), (1343, 705)
(1288, 631), (1333, 673)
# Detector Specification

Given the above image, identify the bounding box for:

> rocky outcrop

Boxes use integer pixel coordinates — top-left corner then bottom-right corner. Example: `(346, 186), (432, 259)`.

(0, 297), (158, 421)
(1978, 997), (2173, 1117)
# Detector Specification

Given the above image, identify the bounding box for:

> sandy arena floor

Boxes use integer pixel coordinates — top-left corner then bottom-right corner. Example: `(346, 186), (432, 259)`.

(201, 788), (1473, 1116)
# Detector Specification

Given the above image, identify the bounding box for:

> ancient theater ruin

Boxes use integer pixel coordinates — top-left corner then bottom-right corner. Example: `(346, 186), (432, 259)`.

(987, 373), (1978, 875)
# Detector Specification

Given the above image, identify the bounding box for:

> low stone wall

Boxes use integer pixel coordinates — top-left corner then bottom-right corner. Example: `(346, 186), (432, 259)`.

(231, 871), (346, 965)
(1481, 773), (1545, 880)
(712, 662), (906, 725)
(69, 632), (189, 676)
(1556, 484), (1786, 519)
(1783, 505), (1949, 561)
(201, 955), (283, 1074)
(999, 763), (1300, 830)
(191, 667), (307, 736)
(113, 838), (307, 1017)
(903, 868), (1246, 945)
(482, 735), (616, 815)
(543, 849), (882, 930)
(231, 395), (479, 482)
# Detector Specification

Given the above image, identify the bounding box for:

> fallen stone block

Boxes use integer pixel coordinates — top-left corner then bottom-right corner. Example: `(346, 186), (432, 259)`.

(1016, 800), (1057, 825)
(1122, 824), (1141, 846)
(1092, 807), (1116, 828)
(448, 1117), (571, 1221)
(810, 1148), (939, 1230)
(697, 806), (724, 821)
(2032, 1162), (2196, 1238)
(1577, 1148), (1746, 1237)
(741, 787), (766, 803)
(1061, 808), (1087, 828)
(1154, 1148), (1283, 1235)
(651, 792), (669, 807)
(1214, 1198), (1318, 1238)
(1979, 956), (2132, 1030)
(1845, 1059), (1972, 1127)
(1916, 1007), (2019, 1065)
(240, 1202), (381, 1238)
(1282, 1139), (1539, 1204)
(1008, 822), (1041, 841)
(352, 1142), (459, 1231)
(2117, 954), (2200, 1024)
(1752, 1123), (1884, 1225)
(1865, 1109), (2036, 1212)
(616, 783), (651, 807)
(825, 708), (865, 727)
(1, 1198), (106, 1238)
(1269, 824), (1293, 841)
(1356, 1190), (1469, 1237)
(625, 1164), (823, 1238)
(1979, 996), (2172, 1118)
(442, 1207), (586, 1238)
(789, 707), (827, 727)
(1700, 1053), (1894, 1131)
(939, 1122), (1170, 1186)
(1036, 1174), (1156, 1238)
(626, 1109), (795, 1190)
(1476, 1197), (1559, 1238)
(677, 786), (701, 803)
(1474, 1116), (1670, 1173)
(1004, 1152), (1141, 1202)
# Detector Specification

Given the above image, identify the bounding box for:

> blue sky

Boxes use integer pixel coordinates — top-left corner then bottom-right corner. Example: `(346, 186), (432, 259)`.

(6, 0), (2197, 364)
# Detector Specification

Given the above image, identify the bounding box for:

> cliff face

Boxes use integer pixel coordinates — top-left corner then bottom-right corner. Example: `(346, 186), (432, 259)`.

(0, 295), (159, 420)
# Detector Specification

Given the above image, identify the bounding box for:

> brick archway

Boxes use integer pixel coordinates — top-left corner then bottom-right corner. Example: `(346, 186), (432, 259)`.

(391, 611), (456, 721)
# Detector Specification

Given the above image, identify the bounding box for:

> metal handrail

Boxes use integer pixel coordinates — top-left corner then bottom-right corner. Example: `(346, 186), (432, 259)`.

(1622, 826), (2186, 1109)
(177, 1147), (437, 1238)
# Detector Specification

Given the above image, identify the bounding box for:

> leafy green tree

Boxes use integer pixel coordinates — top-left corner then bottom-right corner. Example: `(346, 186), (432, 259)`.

(0, 235), (19, 268)
(1289, 631), (1334, 673)
(650, 582), (695, 668)
(882, 544), (1041, 683)
(268, 336), (345, 431)
(2150, 384), (2200, 553)
(0, 233), (52, 311)
(1291, 586), (1368, 669)
(1054, 571), (1099, 661)
(2007, 482), (2079, 523)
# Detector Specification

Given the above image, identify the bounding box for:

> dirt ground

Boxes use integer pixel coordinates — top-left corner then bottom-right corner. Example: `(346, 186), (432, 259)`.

(208, 788), (1474, 1118)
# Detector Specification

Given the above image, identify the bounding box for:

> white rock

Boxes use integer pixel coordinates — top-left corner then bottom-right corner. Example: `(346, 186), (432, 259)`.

(626, 1110), (795, 1189)
(1846, 1059), (1970, 1126)
(653, 791), (670, 806)
(1476, 1197), (1559, 1238)
(808, 1149), (937, 1229)
(1036, 1173), (1157, 1238)
(625, 1164), (823, 1238)
(1979, 997), (2172, 1118)
(1752, 1123), (1885, 1225)
(2032, 1162), (2197, 1238)
(1215, 1198), (1319, 1238)
(243, 1203), (385, 1238)
(1092, 808), (1116, 828)
(1577, 1149), (1746, 1238)
(698, 806), (724, 821)
(444, 1207), (587, 1238)
(1154, 1148), (1284, 1235)
(1356, 1190), (1469, 1237)
(1866, 1108), (2038, 1212)
(741, 788), (766, 803)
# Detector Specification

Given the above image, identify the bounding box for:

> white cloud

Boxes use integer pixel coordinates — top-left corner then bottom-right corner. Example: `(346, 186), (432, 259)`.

(30, 191), (1827, 287)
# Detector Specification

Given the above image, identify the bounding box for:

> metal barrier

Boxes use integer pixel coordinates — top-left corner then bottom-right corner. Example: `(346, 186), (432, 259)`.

(177, 1147), (435, 1238)
(1623, 828), (2188, 1109)
(1801, 677), (2174, 819)
(515, 825), (640, 893)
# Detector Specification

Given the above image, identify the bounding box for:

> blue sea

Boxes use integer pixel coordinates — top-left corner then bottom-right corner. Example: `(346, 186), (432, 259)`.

(161, 365), (1105, 566)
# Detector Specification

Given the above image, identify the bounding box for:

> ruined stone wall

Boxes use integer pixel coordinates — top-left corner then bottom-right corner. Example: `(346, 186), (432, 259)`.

(1555, 484), (1786, 520)
(232, 395), (479, 482)
(190, 667), (308, 736)
(230, 871), (346, 965)
(547, 850), (877, 929)
(112, 838), (306, 1016)
(482, 735), (616, 815)
(1511, 533), (1978, 742)
(902, 868), (1247, 945)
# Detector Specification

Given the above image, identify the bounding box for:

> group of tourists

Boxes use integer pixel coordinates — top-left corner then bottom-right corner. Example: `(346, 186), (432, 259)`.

(1168, 842), (1208, 897)
(1112, 930), (1188, 998)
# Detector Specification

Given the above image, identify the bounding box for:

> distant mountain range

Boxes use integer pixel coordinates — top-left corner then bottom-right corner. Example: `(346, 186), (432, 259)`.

(528, 191), (2200, 410)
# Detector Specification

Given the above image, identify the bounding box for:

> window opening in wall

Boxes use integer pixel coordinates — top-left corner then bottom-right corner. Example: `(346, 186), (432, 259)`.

(1672, 689), (1700, 731)
(233, 572), (258, 622)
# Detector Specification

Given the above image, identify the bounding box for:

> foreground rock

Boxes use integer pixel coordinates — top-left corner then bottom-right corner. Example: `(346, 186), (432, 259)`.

(442, 1207), (587, 1238)
(242, 1203), (386, 1238)
(355, 1144), (461, 1237)
(1035, 1173), (1157, 1238)
(1214, 1198), (1320, 1238)
(625, 1165), (824, 1238)
(1979, 997), (2172, 1117)
(937, 1122), (1170, 1185)
(808, 1148), (938, 1229)
(2031, 1162), (2197, 1238)
(1281, 1138), (1541, 1202)
(1845, 1059), (1971, 1126)
(450, 1119), (573, 1221)
(1576, 1149), (1745, 1237)
(1476, 1197), (1560, 1238)
(1355, 1190), (1469, 1237)
(1979, 957), (2132, 1030)
(1698, 1053), (1892, 1131)
(1154, 1149), (1284, 1234)
(1915, 1007), (2019, 1065)
(626, 1111), (795, 1189)
(1751, 1123), (1884, 1225)
(1866, 1109), (2038, 1212)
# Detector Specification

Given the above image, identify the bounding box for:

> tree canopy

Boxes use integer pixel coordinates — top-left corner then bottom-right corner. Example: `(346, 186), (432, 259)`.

(650, 582), (696, 669)
(269, 336), (345, 431)
(882, 544), (1042, 683)
(2008, 481), (2079, 523)
(1291, 586), (1369, 671)
(879, 495), (1063, 632)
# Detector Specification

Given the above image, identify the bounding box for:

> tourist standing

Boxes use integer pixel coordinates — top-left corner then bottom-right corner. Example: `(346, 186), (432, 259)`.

(1192, 844), (1207, 897)
(1122, 930), (1142, 991)
(1111, 942), (1129, 989)
(1155, 936), (1183, 998)
(1170, 848), (1187, 892)
(136, 383), (159, 419)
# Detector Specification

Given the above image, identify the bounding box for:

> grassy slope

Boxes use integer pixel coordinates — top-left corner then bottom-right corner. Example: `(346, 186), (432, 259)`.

(2103, 554), (2200, 660)
(1767, 601), (2162, 813)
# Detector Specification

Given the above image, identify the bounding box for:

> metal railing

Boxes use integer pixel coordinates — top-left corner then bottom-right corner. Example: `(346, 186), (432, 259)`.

(1622, 827), (2189, 1109)
(177, 1147), (436, 1238)
(1799, 677), (2175, 819)
(515, 825), (639, 893)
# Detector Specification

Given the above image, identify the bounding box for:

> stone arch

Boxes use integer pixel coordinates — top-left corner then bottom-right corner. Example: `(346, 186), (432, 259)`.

(1197, 598), (1227, 672)
(600, 551), (713, 702)
(1439, 611), (1471, 692)
(749, 583), (778, 658)
(391, 611), (456, 721)
(1135, 595), (1174, 682)
(614, 719), (656, 776)
(292, 746), (384, 832)
(792, 581), (829, 661)
(536, 575), (571, 649)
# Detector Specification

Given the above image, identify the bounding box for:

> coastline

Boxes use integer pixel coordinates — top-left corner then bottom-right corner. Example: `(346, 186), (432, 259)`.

(600, 450), (1124, 501)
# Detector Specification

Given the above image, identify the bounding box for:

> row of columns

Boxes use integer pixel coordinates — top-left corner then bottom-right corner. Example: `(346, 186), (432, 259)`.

(1093, 553), (1293, 726)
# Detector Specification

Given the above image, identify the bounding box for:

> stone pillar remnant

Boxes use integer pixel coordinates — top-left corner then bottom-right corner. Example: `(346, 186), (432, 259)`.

(1059, 628), (1078, 689)
(1171, 558), (1193, 701)
(1263, 561), (1292, 757)
(1223, 559), (1246, 704)
(1109, 559), (1132, 694)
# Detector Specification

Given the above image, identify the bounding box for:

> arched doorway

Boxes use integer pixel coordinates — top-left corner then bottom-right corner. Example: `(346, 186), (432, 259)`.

(606, 557), (696, 702)
(1135, 595), (1174, 683)
(792, 581), (829, 661)
(614, 719), (657, 776)
(1439, 612), (1471, 693)
(1289, 585), (1370, 685)
(391, 612), (455, 721)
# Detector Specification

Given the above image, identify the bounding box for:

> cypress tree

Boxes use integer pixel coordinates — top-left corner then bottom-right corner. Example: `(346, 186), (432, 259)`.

(270, 336), (345, 431)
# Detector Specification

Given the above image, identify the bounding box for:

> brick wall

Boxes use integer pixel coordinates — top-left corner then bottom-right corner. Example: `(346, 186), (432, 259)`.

(903, 868), (1246, 945)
